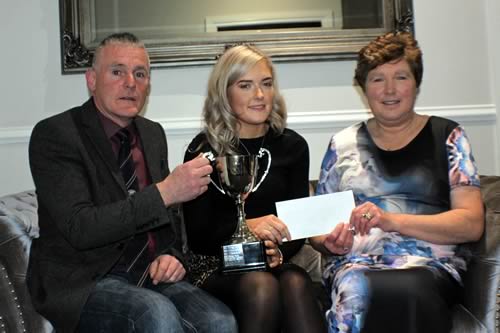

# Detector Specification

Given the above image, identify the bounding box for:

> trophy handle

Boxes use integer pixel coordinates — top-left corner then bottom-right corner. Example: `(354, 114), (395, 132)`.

(251, 148), (271, 193)
(203, 149), (270, 194)
(210, 177), (226, 195)
(202, 151), (226, 195)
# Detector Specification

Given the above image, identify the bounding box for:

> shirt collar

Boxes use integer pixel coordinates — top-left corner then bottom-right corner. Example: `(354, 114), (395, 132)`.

(96, 111), (137, 141)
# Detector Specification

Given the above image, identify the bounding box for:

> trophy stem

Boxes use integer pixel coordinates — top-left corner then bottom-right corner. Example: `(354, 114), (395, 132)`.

(230, 195), (258, 243)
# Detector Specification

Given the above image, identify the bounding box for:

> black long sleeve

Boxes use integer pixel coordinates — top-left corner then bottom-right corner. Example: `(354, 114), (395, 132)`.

(182, 128), (310, 261)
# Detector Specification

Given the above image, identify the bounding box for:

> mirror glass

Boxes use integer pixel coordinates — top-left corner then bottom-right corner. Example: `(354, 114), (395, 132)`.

(60, 0), (413, 73)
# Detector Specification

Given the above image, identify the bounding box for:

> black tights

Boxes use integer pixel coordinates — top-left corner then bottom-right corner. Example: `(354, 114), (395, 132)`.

(202, 264), (327, 333)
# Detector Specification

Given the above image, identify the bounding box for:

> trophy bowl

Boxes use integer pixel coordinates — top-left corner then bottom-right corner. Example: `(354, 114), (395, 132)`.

(215, 154), (268, 274)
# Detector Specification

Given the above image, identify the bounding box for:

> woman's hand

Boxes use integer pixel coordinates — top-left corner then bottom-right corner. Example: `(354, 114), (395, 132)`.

(349, 187), (484, 244)
(264, 240), (283, 268)
(247, 215), (291, 244)
(350, 202), (393, 236)
(322, 222), (355, 255)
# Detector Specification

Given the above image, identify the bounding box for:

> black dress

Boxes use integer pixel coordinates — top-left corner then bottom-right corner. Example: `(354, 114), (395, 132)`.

(182, 128), (327, 333)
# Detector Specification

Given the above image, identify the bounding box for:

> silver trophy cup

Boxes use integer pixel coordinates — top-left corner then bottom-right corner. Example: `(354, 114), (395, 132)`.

(206, 152), (270, 274)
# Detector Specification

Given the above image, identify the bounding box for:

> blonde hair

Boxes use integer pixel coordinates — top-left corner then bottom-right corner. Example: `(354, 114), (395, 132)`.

(202, 44), (286, 155)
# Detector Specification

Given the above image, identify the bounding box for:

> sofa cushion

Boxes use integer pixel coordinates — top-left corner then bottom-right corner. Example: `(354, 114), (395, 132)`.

(0, 191), (38, 237)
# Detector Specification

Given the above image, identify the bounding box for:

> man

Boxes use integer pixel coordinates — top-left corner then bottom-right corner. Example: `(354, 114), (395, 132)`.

(27, 32), (237, 333)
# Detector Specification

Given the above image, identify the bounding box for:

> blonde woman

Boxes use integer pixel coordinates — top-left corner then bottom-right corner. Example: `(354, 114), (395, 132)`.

(183, 45), (326, 333)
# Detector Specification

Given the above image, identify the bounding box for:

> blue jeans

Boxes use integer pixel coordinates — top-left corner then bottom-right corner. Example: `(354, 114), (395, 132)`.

(78, 274), (237, 332)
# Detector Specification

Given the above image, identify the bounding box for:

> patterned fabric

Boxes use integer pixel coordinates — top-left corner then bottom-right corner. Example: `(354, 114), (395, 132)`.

(185, 251), (221, 287)
(316, 116), (480, 333)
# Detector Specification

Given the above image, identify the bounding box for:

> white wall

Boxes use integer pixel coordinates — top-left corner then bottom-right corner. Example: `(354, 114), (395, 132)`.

(486, 0), (500, 168)
(0, 0), (498, 196)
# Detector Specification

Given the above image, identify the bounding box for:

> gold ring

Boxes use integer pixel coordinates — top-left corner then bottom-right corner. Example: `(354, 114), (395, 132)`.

(362, 212), (373, 221)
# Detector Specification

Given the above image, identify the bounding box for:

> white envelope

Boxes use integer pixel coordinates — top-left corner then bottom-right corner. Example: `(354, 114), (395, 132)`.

(276, 190), (355, 240)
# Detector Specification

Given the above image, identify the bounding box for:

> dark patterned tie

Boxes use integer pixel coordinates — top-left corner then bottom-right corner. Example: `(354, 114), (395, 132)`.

(115, 128), (138, 192)
(115, 128), (156, 286)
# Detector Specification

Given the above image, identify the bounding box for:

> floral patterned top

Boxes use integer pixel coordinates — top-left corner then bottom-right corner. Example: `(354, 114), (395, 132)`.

(317, 116), (480, 286)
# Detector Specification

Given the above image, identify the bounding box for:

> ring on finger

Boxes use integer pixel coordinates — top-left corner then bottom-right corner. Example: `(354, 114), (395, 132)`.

(362, 212), (373, 221)
(348, 225), (356, 235)
(277, 248), (284, 265)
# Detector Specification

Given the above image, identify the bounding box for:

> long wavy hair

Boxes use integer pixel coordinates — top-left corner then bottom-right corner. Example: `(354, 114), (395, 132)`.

(202, 44), (287, 155)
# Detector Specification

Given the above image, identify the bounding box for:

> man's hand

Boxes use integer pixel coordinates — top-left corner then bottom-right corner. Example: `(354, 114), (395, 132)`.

(149, 254), (186, 285)
(157, 155), (212, 206)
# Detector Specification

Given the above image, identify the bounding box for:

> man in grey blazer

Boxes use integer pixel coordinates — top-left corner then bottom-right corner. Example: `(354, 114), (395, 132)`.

(27, 32), (237, 333)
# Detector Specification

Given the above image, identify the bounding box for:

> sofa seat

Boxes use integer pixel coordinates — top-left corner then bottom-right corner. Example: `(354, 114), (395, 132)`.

(0, 177), (499, 332)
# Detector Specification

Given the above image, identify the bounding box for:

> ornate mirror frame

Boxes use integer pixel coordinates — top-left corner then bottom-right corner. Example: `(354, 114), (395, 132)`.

(59, 0), (413, 74)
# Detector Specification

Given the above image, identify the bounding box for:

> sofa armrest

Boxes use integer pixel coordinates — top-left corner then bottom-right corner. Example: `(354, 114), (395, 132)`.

(459, 176), (500, 333)
(0, 191), (54, 333)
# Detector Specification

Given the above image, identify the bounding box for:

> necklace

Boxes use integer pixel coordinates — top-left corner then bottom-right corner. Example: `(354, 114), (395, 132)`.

(239, 132), (266, 156)
(238, 133), (272, 193)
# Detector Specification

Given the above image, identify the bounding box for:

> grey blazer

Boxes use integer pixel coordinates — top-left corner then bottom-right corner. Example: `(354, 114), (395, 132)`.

(27, 98), (182, 333)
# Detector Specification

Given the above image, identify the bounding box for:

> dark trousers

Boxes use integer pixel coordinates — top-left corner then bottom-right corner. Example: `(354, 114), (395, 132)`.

(362, 267), (461, 333)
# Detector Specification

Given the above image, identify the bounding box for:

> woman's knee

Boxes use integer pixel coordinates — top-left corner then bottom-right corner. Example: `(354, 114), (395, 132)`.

(363, 268), (456, 332)
(279, 265), (312, 292)
(238, 271), (280, 302)
(366, 267), (440, 302)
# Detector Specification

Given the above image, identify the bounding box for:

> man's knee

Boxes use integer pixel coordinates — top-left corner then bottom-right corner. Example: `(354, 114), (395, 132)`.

(134, 294), (185, 331)
(205, 310), (238, 332)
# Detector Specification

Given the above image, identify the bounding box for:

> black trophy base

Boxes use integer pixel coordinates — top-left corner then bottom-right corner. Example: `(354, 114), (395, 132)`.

(221, 240), (267, 274)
